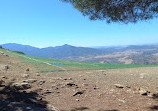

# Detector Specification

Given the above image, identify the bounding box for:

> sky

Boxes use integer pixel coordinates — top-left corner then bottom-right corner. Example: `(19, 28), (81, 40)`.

(0, 0), (158, 48)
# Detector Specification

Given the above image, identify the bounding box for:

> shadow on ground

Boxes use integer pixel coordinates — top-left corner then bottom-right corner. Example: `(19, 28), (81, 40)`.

(99, 109), (119, 111)
(0, 83), (50, 111)
(150, 106), (158, 110)
(61, 107), (119, 111)
(152, 93), (158, 101)
(149, 93), (158, 110)
(61, 107), (89, 111)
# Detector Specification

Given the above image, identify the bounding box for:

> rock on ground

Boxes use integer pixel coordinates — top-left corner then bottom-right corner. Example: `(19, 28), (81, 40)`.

(11, 83), (32, 90)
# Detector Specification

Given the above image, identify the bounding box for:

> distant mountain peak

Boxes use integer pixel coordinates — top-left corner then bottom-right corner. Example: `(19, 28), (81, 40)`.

(62, 44), (73, 47)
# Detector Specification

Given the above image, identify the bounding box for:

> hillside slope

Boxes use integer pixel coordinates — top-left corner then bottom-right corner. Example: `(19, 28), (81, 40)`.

(1, 48), (158, 72)
(0, 48), (158, 111)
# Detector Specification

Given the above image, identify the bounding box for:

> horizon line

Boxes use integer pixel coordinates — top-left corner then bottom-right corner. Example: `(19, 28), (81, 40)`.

(1, 42), (158, 49)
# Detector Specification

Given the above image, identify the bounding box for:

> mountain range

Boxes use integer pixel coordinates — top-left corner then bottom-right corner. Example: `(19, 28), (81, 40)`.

(2, 43), (158, 65)
(1, 43), (105, 59)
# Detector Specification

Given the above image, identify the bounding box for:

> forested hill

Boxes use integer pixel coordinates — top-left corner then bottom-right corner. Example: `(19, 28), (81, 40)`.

(2, 43), (158, 65)
(1, 43), (105, 59)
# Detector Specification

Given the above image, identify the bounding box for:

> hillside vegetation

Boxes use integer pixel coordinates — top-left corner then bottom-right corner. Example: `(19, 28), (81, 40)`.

(2, 43), (158, 65)
(0, 48), (158, 72)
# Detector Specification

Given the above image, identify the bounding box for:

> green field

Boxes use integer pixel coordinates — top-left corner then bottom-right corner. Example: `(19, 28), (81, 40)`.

(1, 48), (158, 72)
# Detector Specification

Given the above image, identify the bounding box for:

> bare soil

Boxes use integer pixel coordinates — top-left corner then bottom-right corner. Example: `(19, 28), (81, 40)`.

(0, 53), (158, 111)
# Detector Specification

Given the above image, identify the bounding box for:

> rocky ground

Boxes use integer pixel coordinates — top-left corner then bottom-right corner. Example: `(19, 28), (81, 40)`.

(0, 51), (158, 111)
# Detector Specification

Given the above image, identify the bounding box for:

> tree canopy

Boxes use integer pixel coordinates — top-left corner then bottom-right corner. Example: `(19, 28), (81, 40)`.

(61, 0), (158, 23)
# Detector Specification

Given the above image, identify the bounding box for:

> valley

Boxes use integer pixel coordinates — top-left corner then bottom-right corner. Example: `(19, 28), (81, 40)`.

(2, 43), (158, 65)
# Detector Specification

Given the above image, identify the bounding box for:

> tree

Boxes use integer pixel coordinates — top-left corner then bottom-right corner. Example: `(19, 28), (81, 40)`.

(61, 0), (158, 23)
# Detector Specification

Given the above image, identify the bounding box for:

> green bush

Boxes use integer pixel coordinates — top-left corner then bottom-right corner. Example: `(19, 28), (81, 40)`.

(0, 45), (2, 49)
(13, 51), (25, 55)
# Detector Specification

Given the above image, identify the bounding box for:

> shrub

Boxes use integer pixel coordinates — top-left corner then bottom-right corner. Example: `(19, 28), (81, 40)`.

(13, 51), (25, 55)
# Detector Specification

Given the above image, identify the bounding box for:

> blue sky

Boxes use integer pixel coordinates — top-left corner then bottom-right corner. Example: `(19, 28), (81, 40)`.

(0, 0), (158, 48)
